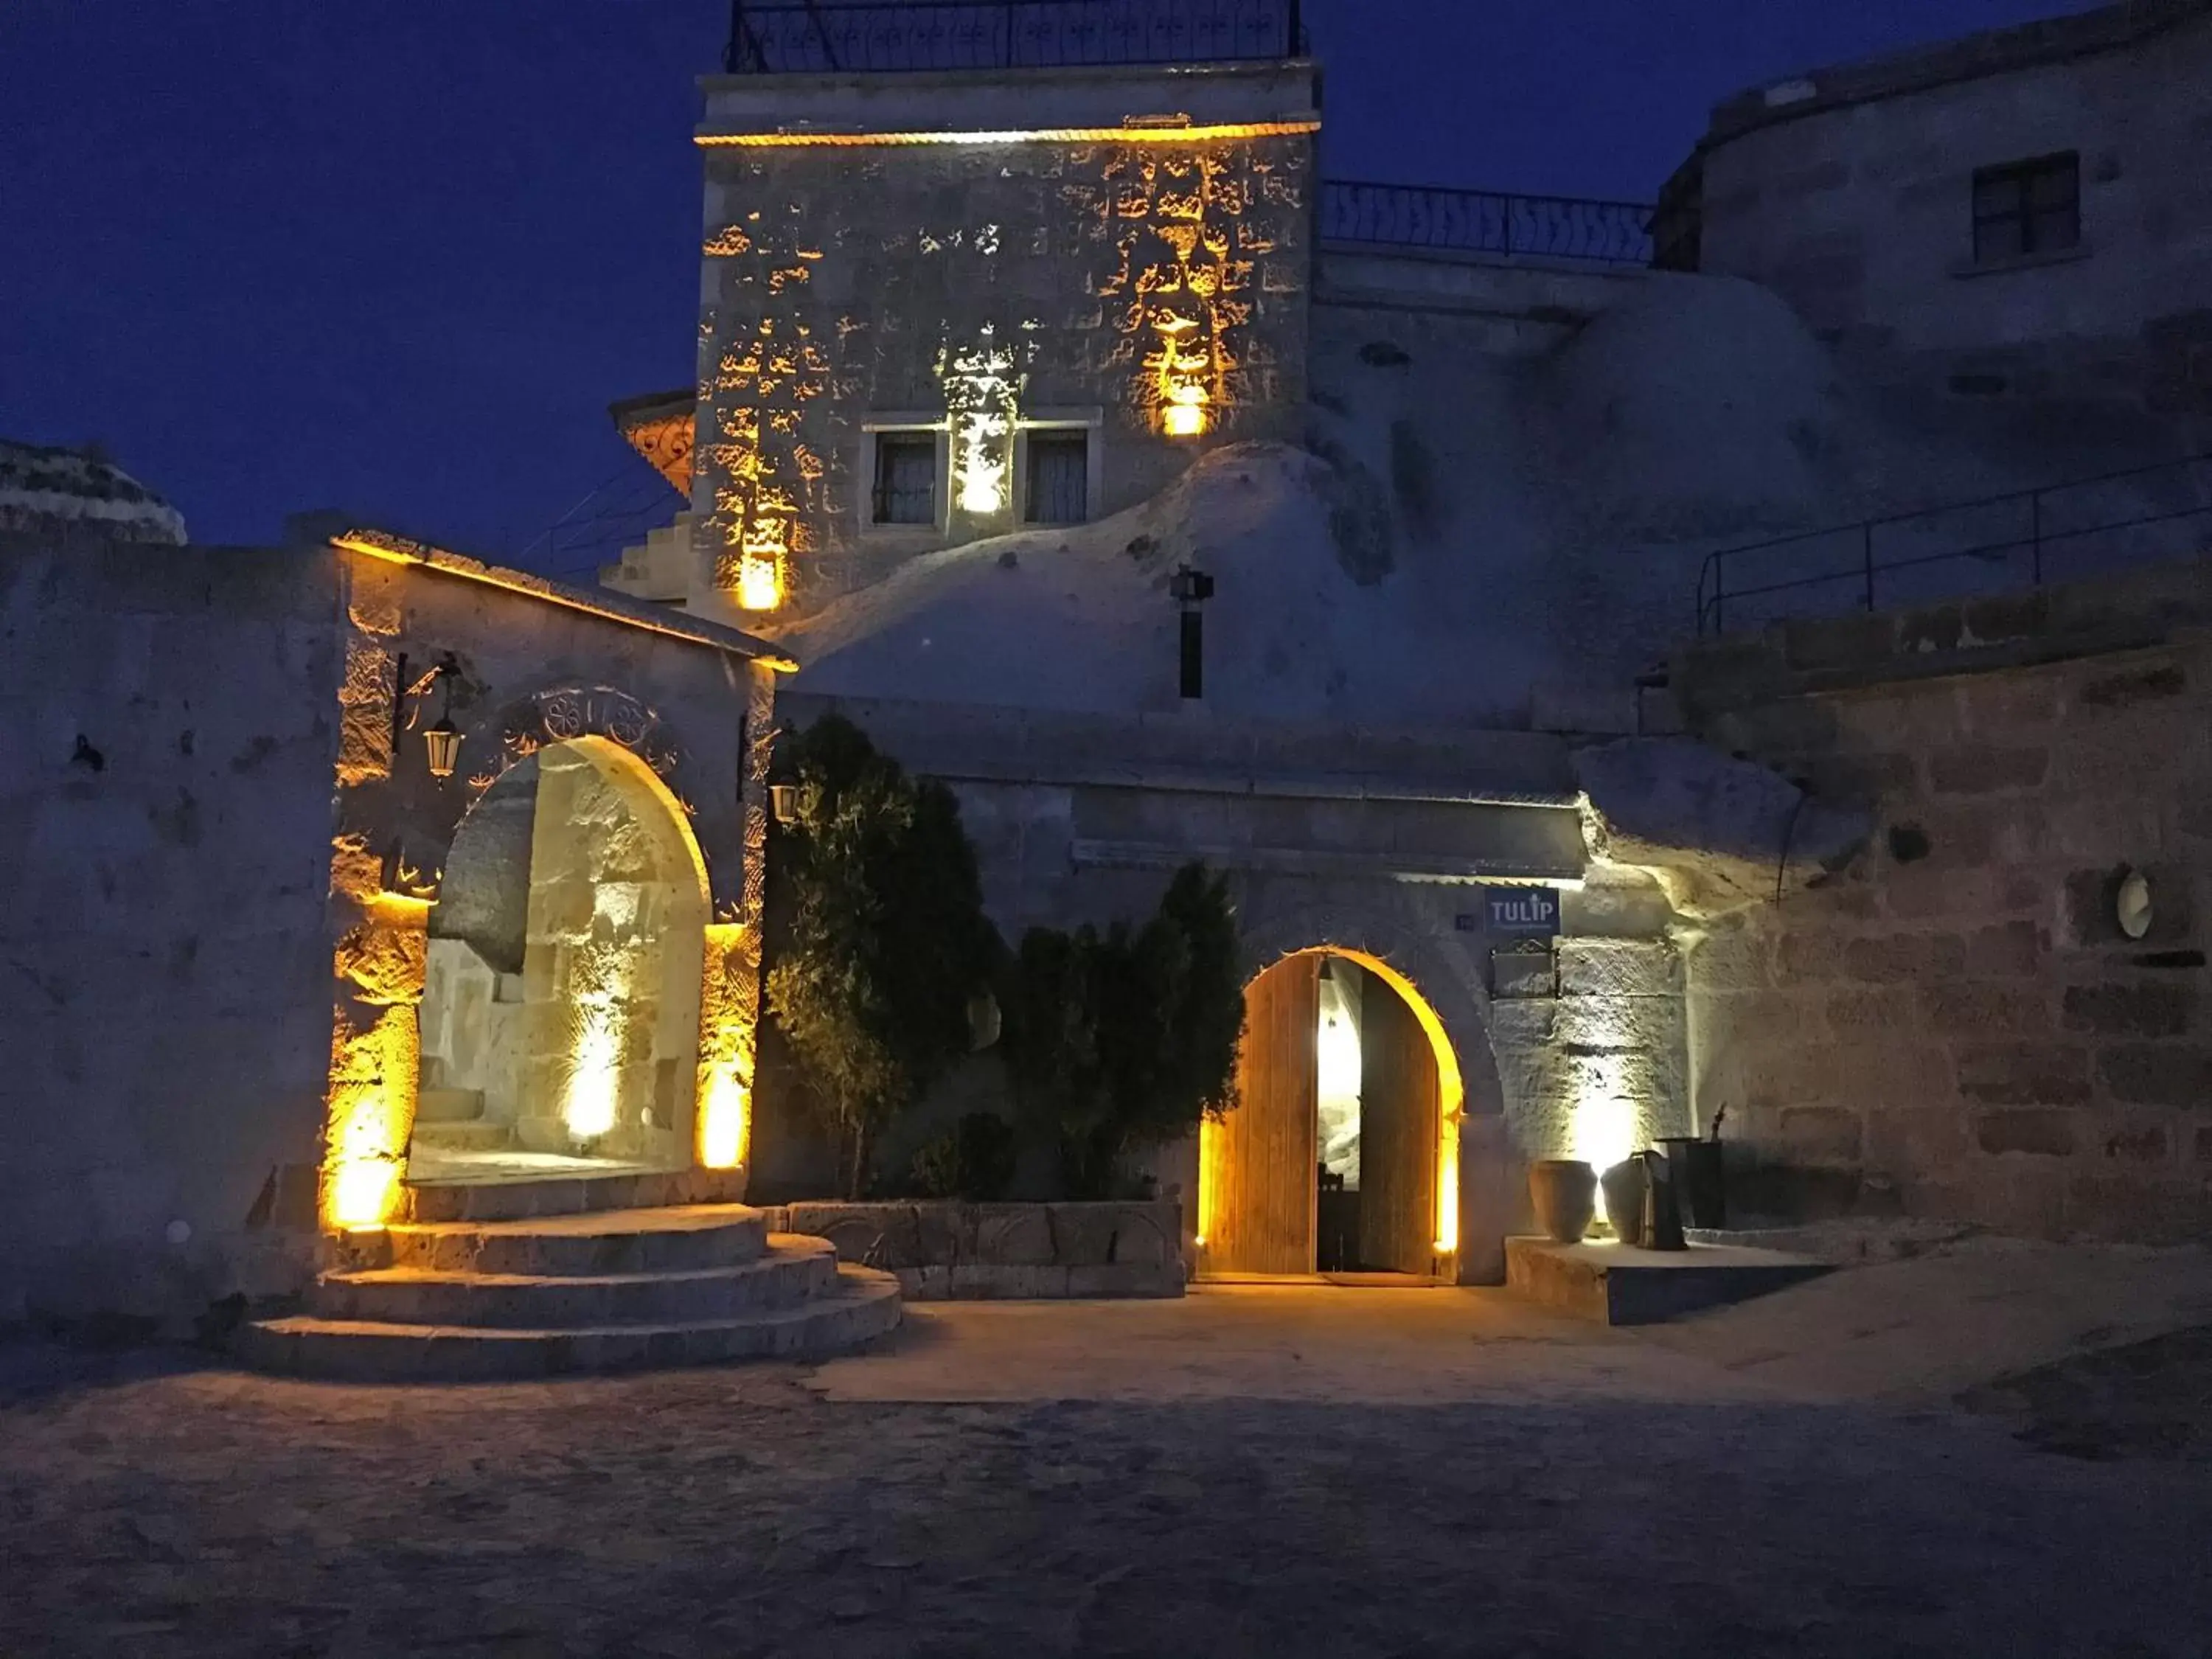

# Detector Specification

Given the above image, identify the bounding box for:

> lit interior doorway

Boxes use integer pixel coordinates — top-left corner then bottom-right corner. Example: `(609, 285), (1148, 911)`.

(1200, 950), (1463, 1280)
(410, 737), (709, 1183)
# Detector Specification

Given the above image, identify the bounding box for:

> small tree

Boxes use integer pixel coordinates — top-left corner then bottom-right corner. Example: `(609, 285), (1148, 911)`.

(1002, 863), (1245, 1199)
(765, 715), (999, 1198)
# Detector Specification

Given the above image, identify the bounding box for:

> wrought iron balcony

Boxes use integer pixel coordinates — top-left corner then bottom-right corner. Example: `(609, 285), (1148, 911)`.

(1320, 180), (1656, 268)
(723, 0), (1305, 74)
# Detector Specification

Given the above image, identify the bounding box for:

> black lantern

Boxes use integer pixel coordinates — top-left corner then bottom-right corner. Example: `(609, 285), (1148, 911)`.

(770, 782), (801, 825)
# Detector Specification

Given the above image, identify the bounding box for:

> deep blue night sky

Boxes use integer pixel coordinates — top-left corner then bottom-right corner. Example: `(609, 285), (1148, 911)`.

(2, 1), (2096, 560)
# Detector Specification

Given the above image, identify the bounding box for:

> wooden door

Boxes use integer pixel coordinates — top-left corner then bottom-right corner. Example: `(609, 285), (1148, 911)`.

(1210, 954), (1320, 1275)
(1358, 970), (1441, 1276)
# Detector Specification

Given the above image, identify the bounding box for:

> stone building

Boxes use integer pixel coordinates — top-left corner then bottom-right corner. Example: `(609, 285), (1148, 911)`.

(1657, 0), (2212, 424)
(0, 496), (915, 1357)
(591, 0), (2208, 1275)
(7, 1), (2209, 1344)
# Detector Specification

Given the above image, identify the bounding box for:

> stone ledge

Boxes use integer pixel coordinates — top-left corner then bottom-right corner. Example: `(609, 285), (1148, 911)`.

(768, 1200), (1187, 1299)
(1503, 1236), (1831, 1326)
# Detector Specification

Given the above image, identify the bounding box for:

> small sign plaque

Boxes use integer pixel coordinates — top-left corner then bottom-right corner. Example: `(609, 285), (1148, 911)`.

(1484, 886), (1562, 938)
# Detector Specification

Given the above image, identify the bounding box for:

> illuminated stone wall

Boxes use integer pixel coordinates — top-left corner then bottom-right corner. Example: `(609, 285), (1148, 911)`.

(513, 741), (707, 1166)
(1675, 560), (2212, 1242)
(0, 529), (779, 1326)
(693, 90), (1315, 621)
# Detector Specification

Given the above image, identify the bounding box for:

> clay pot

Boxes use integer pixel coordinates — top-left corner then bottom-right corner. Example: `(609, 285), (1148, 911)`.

(1528, 1160), (1598, 1244)
(1601, 1158), (1648, 1248)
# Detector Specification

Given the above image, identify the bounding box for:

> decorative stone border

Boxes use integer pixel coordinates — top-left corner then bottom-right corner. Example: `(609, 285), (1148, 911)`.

(763, 1200), (1186, 1300)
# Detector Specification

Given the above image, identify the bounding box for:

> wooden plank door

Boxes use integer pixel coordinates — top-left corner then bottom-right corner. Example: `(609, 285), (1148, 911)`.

(1211, 954), (1320, 1275)
(1358, 970), (1440, 1276)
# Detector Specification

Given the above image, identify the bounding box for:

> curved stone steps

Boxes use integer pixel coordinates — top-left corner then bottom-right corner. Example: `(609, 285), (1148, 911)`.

(403, 1167), (750, 1225)
(387, 1204), (769, 1276)
(316, 1237), (838, 1328)
(236, 1265), (903, 1382)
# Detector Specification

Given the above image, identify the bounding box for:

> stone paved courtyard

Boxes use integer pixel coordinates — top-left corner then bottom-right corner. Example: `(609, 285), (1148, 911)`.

(6, 1247), (2212, 1658)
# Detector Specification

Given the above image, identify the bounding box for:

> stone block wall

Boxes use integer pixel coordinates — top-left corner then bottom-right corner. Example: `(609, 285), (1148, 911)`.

(1686, 1), (2212, 419)
(770, 1199), (1185, 1300)
(1489, 938), (1693, 1181)
(1, 529), (779, 1326)
(0, 535), (344, 1327)
(1676, 559), (2212, 1240)
(692, 66), (1317, 621)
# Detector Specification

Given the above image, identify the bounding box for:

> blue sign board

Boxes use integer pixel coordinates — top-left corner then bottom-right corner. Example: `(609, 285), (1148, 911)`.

(1484, 886), (1562, 938)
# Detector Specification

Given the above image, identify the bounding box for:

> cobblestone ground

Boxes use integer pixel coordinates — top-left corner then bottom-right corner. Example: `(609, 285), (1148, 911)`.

(4, 1311), (2211, 1659)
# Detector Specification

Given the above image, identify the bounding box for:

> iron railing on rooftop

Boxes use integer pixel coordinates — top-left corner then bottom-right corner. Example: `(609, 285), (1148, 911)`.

(724, 0), (1304, 74)
(1321, 180), (1655, 267)
(1695, 452), (2212, 636)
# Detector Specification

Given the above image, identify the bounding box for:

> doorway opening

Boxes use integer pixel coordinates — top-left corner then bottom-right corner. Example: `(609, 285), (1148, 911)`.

(1199, 949), (1464, 1281)
(410, 736), (710, 1184)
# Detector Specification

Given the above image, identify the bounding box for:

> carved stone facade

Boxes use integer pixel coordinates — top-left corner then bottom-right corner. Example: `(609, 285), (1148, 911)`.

(669, 63), (1318, 624)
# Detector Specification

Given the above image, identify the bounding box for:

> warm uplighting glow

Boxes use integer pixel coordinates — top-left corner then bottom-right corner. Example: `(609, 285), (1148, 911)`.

(943, 330), (1020, 518)
(330, 1159), (402, 1234)
(564, 1006), (624, 1143)
(696, 922), (757, 1172)
(1161, 399), (1209, 438)
(322, 1001), (422, 1231)
(737, 557), (783, 613)
(1573, 1068), (1642, 1225)
(695, 121), (1321, 150)
(698, 1077), (751, 1170)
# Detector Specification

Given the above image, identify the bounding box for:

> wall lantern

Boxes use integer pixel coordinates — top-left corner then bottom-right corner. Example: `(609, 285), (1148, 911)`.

(1170, 564), (1216, 700)
(422, 715), (464, 779)
(396, 651), (465, 779)
(770, 782), (801, 826)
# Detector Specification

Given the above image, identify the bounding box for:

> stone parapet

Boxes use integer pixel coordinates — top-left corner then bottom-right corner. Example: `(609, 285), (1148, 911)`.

(769, 1200), (1186, 1299)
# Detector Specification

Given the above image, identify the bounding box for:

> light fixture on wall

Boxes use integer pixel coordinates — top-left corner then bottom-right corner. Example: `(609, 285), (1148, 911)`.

(770, 782), (801, 826)
(397, 651), (465, 779)
(2117, 868), (2154, 939)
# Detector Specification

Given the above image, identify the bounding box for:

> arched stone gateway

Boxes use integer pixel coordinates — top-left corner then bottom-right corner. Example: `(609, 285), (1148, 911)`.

(410, 737), (712, 1180)
(1197, 924), (1502, 1284)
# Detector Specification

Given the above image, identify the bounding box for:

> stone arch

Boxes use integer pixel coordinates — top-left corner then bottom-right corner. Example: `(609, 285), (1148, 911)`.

(1200, 936), (1475, 1276)
(392, 681), (740, 917)
(411, 734), (712, 1176)
(1231, 888), (1503, 1124)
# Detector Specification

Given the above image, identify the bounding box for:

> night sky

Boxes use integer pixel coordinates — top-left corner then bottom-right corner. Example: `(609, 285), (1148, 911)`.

(3, 0), (2096, 563)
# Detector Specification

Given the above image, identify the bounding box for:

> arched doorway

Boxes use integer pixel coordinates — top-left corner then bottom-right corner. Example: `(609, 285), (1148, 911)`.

(411, 736), (711, 1180)
(1199, 950), (1464, 1279)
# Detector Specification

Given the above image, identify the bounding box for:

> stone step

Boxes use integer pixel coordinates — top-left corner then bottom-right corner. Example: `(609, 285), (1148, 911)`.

(386, 1204), (770, 1277)
(234, 1267), (904, 1382)
(1503, 1236), (1832, 1326)
(316, 1237), (837, 1328)
(403, 1166), (748, 1224)
(409, 1121), (512, 1152)
(414, 1087), (486, 1124)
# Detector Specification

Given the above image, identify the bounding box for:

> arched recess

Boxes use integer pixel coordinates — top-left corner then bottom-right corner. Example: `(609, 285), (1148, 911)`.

(411, 734), (712, 1176)
(1200, 945), (1468, 1278)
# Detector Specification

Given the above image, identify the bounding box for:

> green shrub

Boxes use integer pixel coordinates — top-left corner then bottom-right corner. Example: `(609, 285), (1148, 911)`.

(911, 1112), (1019, 1202)
(764, 714), (1001, 1198)
(1001, 863), (1244, 1200)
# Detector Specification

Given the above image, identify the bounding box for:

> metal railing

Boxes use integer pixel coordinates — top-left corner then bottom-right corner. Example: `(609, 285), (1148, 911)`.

(1320, 180), (1655, 267)
(725, 0), (1304, 74)
(1695, 452), (2212, 636)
